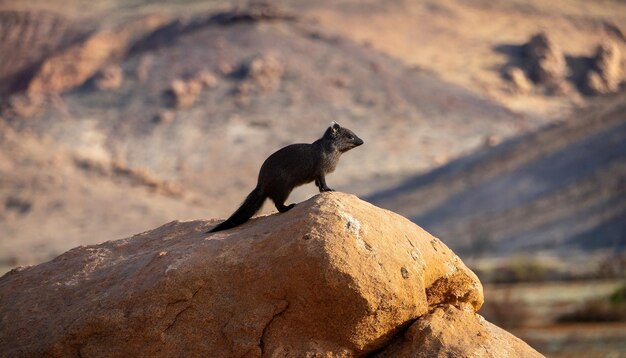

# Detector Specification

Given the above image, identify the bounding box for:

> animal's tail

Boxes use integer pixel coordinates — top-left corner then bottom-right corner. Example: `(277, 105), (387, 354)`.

(209, 187), (265, 233)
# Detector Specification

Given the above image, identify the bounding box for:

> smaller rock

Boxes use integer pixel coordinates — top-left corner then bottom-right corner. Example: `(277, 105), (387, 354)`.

(484, 134), (501, 148)
(376, 305), (543, 358)
(584, 41), (623, 95)
(93, 65), (123, 90)
(585, 71), (606, 95)
(196, 69), (218, 88)
(163, 70), (219, 109)
(217, 61), (234, 75)
(504, 67), (533, 94)
(136, 55), (154, 82)
(245, 54), (285, 93)
(234, 54), (284, 106)
(525, 32), (567, 93)
(163, 79), (202, 109)
(153, 109), (175, 124)
(2, 93), (65, 118)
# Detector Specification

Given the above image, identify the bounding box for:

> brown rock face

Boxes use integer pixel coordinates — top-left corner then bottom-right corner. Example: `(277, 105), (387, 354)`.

(0, 193), (539, 357)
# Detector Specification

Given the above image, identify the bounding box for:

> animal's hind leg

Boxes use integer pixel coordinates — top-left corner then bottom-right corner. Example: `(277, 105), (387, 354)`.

(276, 203), (296, 213)
(270, 190), (295, 213)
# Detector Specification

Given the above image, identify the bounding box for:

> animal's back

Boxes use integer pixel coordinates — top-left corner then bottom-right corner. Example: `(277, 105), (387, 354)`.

(259, 143), (319, 190)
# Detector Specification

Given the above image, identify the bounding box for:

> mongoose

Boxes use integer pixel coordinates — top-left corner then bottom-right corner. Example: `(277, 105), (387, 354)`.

(208, 122), (364, 232)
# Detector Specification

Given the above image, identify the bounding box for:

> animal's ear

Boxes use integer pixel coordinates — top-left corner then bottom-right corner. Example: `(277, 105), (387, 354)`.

(330, 121), (341, 134)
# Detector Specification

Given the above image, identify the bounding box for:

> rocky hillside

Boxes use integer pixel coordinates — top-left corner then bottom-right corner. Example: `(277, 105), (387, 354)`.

(305, 0), (626, 117)
(0, 193), (542, 357)
(0, 0), (624, 273)
(368, 92), (626, 259)
(0, 3), (525, 271)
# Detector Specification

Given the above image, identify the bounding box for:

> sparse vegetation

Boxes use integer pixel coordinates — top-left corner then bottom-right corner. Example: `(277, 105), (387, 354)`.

(473, 258), (560, 284)
(558, 284), (626, 323)
(480, 288), (530, 329)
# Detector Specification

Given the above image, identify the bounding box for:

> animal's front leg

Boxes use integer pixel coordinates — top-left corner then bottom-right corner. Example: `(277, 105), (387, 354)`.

(316, 174), (334, 192)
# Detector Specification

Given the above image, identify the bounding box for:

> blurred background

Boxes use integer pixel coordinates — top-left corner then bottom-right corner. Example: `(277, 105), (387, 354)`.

(0, 0), (625, 356)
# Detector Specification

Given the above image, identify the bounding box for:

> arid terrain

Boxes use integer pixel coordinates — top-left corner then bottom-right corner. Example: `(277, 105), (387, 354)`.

(369, 93), (626, 260)
(1, 0), (625, 356)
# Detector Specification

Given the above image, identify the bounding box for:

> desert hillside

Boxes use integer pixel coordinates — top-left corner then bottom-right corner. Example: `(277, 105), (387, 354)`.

(368, 92), (626, 260)
(0, 2), (524, 270)
(304, 0), (626, 117)
(0, 0), (624, 274)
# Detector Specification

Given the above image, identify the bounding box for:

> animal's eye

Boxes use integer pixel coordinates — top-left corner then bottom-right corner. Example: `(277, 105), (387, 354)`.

(348, 135), (354, 139)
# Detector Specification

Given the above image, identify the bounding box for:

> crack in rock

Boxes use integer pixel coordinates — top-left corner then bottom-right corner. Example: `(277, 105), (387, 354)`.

(164, 283), (204, 334)
(259, 300), (289, 355)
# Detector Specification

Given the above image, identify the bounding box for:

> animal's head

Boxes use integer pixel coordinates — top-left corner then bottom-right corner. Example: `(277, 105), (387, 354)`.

(324, 122), (364, 152)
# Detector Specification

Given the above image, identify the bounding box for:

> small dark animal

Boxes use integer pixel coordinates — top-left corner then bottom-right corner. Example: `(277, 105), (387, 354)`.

(209, 122), (364, 232)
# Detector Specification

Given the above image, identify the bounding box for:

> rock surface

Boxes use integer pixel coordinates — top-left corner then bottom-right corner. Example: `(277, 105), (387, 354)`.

(0, 193), (540, 357)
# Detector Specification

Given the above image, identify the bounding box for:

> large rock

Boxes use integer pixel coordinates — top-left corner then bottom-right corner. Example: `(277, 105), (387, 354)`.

(0, 193), (539, 357)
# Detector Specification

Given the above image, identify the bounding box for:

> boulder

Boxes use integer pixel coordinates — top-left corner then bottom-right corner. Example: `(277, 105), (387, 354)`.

(236, 54), (285, 102)
(504, 67), (533, 94)
(163, 70), (218, 109)
(163, 78), (203, 109)
(0, 193), (539, 357)
(93, 65), (124, 91)
(246, 54), (284, 93)
(584, 41), (623, 95)
(375, 305), (543, 357)
(525, 32), (567, 93)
